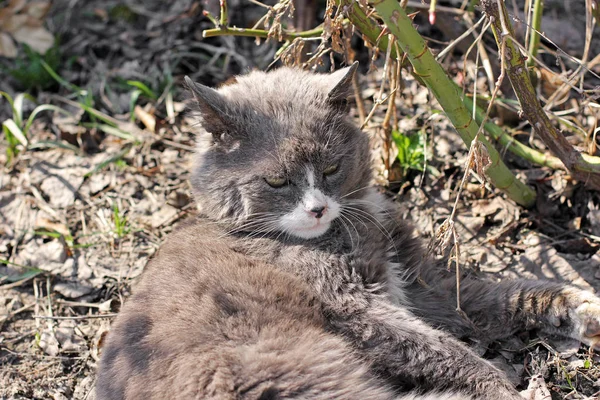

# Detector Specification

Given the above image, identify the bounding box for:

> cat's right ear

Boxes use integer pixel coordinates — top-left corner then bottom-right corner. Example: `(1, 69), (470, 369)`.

(185, 76), (230, 143)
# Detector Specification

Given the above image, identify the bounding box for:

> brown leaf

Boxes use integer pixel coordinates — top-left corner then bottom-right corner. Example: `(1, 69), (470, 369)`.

(519, 374), (551, 400)
(0, 32), (17, 57)
(23, 1), (51, 20)
(7, 0), (27, 14)
(1, 13), (28, 33)
(11, 25), (54, 54)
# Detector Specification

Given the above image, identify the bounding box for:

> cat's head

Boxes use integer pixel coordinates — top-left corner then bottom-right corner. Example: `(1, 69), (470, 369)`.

(187, 63), (371, 240)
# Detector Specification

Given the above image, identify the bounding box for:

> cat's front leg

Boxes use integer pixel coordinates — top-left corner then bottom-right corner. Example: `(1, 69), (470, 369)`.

(411, 277), (600, 348)
(328, 297), (522, 400)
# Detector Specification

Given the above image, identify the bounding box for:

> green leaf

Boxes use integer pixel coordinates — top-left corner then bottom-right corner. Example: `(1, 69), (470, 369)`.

(0, 259), (44, 283)
(24, 104), (73, 136)
(40, 59), (81, 93)
(129, 89), (142, 121)
(3, 119), (28, 146)
(126, 80), (157, 100)
(91, 123), (136, 141)
(28, 140), (82, 154)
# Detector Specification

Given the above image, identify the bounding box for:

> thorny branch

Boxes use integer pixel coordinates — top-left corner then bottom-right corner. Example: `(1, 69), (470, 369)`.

(481, 0), (600, 190)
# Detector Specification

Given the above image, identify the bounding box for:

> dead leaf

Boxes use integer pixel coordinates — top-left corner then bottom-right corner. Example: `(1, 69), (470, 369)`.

(55, 321), (86, 352)
(7, 0), (27, 14)
(134, 105), (156, 132)
(0, 0), (54, 56)
(13, 239), (67, 272)
(35, 216), (71, 237)
(23, 1), (51, 20)
(0, 32), (17, 57)
(40, 175), (83, 208)
(2, 13), (27, 33)
(11, 25), (54, 54)
(53, 281), (94, 299)
(519, 374), (551, 400)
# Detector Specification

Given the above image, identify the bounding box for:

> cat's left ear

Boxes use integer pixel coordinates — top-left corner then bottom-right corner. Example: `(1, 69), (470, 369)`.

(327, 61), (359, 104)
(184, 76), (231, 143)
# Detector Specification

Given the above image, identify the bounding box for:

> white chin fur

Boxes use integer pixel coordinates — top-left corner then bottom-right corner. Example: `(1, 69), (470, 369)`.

(285, 222), (332, 239)
(279, 189), (340, 239)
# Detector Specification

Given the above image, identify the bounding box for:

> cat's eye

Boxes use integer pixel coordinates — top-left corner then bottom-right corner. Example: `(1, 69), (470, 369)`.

(323, 164), (339, 176)
(265, 177), (288, 188)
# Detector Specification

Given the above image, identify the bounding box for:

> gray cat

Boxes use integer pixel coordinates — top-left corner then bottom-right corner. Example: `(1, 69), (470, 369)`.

(96, 63), (600, 400)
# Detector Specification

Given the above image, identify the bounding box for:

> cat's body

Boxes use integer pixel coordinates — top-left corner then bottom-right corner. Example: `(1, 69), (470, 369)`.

(97, 218), (467, 400)
(96, 65), (600, 400)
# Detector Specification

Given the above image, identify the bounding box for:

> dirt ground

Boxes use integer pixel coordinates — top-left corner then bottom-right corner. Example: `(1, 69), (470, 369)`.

(1, 0), (600, 399)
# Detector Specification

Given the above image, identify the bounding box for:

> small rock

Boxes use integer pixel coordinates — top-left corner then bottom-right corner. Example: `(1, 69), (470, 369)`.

(14, 239), (66, 273)
(161, 149), (179, 164)
(88, 173), (111, 194)
(99, 299), (113, 312)
(40, 175), (83, 208)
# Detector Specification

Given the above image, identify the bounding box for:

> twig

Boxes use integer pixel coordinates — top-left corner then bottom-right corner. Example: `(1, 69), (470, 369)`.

(34, 314), (118, 320)
(382, 56), (399, 172)
(219, 0), (228, 27)
(203, 25), (324, 40)
(1, 274), (42, 290)
(444, 29), (510, 312)
(436, 15), (486, 61)
(352, 72), (367, 124)
(0, 303), (35, 323)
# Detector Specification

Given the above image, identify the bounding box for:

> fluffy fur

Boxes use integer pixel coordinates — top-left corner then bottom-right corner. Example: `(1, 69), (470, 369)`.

(97, 64), (600, 400)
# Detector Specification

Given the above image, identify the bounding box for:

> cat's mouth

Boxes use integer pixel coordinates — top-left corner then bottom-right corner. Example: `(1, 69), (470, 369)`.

(283, 220), (332, 239)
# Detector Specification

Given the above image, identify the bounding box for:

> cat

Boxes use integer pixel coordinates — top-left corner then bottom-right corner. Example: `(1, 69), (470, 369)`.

(96, 63), (600, 400)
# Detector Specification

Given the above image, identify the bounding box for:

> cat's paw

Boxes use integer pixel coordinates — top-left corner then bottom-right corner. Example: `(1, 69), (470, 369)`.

(553, 289), (600, 349)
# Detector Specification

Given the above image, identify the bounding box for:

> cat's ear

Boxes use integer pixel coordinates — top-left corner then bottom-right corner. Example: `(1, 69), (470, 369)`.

(327, 61), (359, 105)
(185, 76), (230, 142)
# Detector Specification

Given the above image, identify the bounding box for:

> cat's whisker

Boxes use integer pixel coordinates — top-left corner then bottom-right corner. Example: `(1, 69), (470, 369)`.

(244, 223), (280, 241)
(203, 212), (276, 225)
(344, 199), (394, 216)
(338, 214), (359, 251)
(341, 206), (400, 262)
(341, 185), (373, 199)
(220, 218), (275, 235)
(339, 209), (369, 239)
(219, 217), (281, 238)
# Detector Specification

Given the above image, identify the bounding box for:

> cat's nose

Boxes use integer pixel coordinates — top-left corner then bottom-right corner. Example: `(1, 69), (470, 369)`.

(310, 206), (326, 219)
